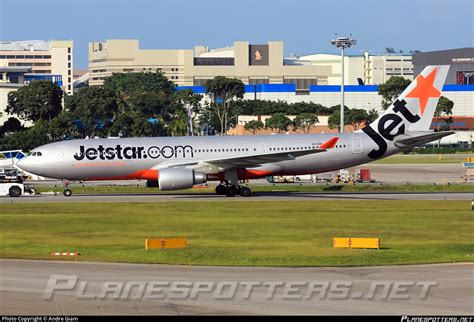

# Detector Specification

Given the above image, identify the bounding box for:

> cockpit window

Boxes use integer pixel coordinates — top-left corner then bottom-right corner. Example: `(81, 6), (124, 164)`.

(36, 152), (42, 156)
(29, 151), (42, 156)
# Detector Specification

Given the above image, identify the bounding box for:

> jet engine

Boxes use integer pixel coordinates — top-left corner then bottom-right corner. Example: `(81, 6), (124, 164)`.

(158, 167), (206, 190)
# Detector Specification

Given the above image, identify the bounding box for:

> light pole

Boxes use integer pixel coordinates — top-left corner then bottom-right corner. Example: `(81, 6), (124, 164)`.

(186, 103), (193, 136)
(330, 35), (357, 133)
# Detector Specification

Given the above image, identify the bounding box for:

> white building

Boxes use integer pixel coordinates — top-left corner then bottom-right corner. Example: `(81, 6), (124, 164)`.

(287, 51), (414, 85)
(0, 40), (73, 95)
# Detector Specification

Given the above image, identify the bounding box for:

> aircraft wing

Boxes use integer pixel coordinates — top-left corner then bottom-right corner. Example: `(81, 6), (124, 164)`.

(393, 131), (454, 148)
(154, 137), (339, 171)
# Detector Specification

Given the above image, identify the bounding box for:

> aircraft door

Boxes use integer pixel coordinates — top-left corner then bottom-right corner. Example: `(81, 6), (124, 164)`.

(259, 143), (267, 153)
(351, 137), (362, 154)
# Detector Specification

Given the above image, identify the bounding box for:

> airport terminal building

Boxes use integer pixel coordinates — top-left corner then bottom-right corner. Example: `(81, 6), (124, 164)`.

(89, 39), (332, 88)
(88, 39), (414, 88)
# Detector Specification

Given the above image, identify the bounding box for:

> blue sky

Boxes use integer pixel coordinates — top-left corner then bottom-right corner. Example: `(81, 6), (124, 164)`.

(0, 0), (472, 68)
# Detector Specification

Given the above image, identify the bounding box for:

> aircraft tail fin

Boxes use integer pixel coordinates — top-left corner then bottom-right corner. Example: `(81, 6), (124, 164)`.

(367, 65), (450, 133)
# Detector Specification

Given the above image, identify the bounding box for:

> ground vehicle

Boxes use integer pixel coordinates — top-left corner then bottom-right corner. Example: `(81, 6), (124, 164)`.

(294, 174), (313, 182)
(0, 167), (25, 182)
(314, 172), (333, 182)
(355, 168), (376, 183)
(0, 183), (25, 197)
(272, 175), (295, 183)
(0, 183), (35, 197)
(333, 169), (354, 183)
(271, 174), (330, 183)
(461, 160), (474, 183)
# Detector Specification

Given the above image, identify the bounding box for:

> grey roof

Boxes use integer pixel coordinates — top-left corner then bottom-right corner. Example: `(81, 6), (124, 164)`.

(0, 40), (50, 51)
(0, 66), (32, 73)
(0, 83), (25, 88)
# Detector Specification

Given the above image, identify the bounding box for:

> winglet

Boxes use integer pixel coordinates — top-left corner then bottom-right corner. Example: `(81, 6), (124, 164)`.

(319, 137), (339, 149)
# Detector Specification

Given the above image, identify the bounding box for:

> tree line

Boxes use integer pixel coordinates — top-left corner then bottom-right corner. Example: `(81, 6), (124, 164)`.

(243, 107), (380, 134)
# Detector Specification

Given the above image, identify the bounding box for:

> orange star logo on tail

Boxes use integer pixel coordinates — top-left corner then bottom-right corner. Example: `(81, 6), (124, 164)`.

(405, 68), (441, 116)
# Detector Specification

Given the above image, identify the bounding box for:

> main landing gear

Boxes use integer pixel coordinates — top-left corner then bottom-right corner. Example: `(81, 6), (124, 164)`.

(215, 181), (252, 197)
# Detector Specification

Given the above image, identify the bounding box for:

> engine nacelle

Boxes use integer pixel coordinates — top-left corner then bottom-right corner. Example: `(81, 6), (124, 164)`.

(158, 167), (206, 190)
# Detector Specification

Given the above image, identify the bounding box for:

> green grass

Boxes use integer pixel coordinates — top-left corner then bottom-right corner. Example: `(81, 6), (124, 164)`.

(0, 201), (472, 267)
(34, 183), (474, 195)
(373, 154), (469, 164)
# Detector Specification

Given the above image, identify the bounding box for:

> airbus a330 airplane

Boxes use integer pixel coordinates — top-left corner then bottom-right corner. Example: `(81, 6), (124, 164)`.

(17, 65), (453, 197)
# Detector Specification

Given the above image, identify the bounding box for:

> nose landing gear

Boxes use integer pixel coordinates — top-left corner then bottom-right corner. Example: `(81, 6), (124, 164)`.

(62, 179), (72, 197)
(215, 181), (252, 197)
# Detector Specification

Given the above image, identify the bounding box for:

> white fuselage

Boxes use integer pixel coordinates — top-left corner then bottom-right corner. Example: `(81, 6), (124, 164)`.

(16, 133), (400, 182)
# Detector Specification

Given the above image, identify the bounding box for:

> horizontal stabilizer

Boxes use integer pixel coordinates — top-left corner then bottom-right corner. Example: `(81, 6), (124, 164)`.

(393, 131), (454, 148)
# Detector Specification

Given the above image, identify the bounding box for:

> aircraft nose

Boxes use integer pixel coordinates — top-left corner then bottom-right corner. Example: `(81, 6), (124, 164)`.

(16, 157), (35, 173)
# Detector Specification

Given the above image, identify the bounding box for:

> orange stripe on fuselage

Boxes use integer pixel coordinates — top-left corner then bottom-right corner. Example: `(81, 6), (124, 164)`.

(82, 167), (273, 182)
(90, 169), (159, 181)
(208, 169), (275, 181)
(240, 169), (274, 179)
